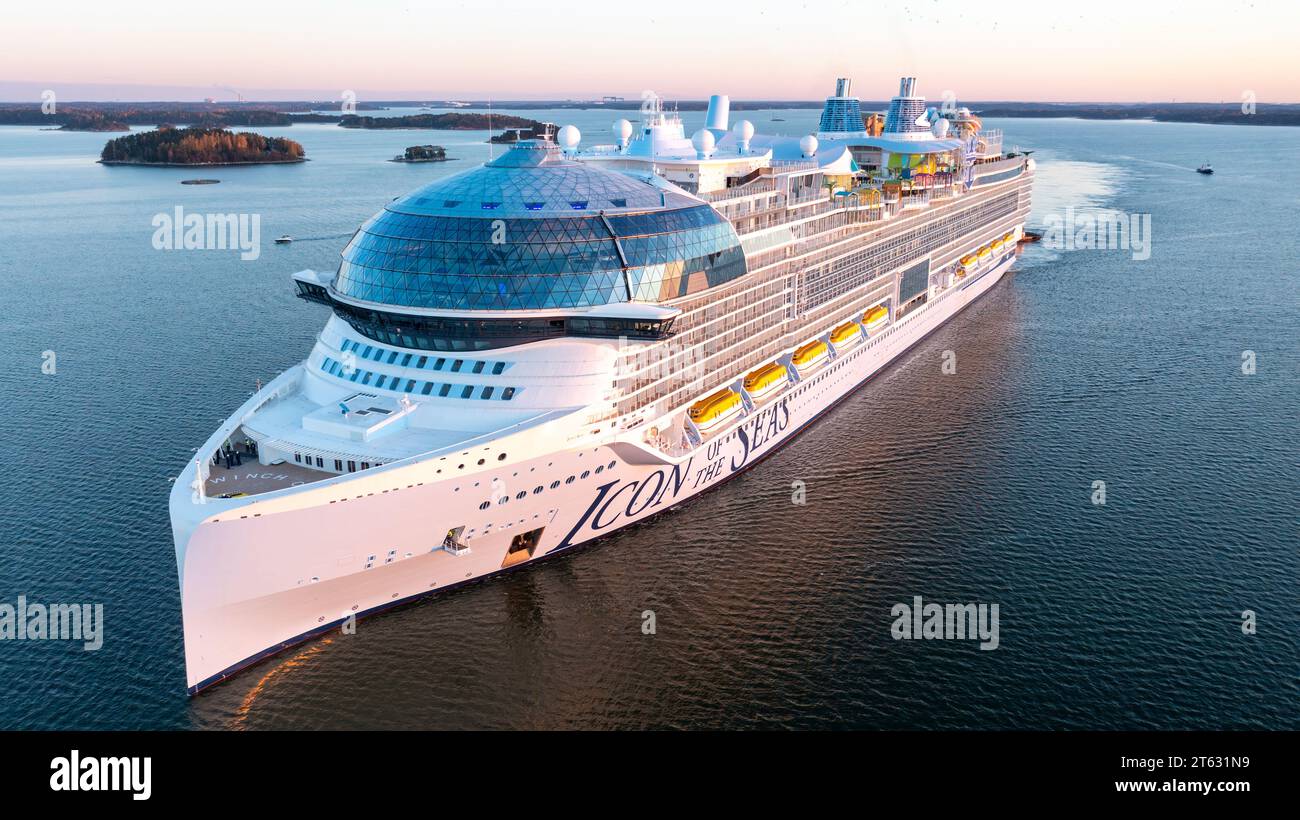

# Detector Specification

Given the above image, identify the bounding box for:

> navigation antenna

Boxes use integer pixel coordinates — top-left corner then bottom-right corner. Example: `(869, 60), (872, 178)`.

(487, 98), (493, 161)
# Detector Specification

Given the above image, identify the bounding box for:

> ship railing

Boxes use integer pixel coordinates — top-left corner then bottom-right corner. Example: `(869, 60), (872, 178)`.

(701, 180), (778, 202)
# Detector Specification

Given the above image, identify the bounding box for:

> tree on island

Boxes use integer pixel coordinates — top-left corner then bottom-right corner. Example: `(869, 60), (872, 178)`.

(100, 126), (306, 165)
(397, 145), (446, 161)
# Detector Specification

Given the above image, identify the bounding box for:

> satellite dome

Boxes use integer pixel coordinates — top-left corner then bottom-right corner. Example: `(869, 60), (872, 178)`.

(931, 118), (950, 138)
(612, 118), (633, 141)
(733, 119), (755, 142)
(958, 107), (971, 117)
(557, 124), (581, 149)
(799, 134), (818, 158)
(691, 128), (716, 157)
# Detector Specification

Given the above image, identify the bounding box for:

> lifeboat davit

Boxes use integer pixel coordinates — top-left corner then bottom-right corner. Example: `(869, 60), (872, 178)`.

(862, 304), (889, 331)
(792, 340), (830, 373)
(743, 363), (789, 401)
(830, 321), (862, 349)
(688, 388), (742, 433)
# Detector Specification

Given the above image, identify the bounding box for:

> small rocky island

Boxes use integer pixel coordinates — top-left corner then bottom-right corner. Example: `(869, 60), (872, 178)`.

(391, 145), (450, 163)
(99, 126), (306, 166)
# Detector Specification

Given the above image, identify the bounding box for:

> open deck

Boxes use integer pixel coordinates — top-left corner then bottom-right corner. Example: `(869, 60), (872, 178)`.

(203, 457), (328, 497)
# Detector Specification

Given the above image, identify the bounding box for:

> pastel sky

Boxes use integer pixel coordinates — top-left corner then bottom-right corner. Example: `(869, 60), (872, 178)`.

(2, 0), (1296, 102)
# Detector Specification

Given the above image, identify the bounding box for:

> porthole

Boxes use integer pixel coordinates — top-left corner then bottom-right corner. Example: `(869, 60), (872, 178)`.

(607, 461), (616, 470)
(581, 471), (590, 479)
(550, 481), (560, 490)
(479, 501), (490, 510)
(533, 486), (543, 494)
(498, 453), (507, 461)
(565, 476), (575, 484)
(595, 465), (604, 474)
(515, 491), (526, 500)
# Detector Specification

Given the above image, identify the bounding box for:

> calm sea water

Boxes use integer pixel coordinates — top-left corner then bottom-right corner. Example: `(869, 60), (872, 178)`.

(0, 109), (1296, 730)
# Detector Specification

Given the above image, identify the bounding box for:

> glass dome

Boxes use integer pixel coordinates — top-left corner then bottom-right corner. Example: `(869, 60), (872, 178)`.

(333, 141), (747, 311)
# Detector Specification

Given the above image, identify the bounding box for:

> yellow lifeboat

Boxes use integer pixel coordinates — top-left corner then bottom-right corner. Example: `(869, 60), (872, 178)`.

(743, 362), (789, 400)
(688, 388), (742, 432)
(991, 238), (1005, 253)
(978, 246), (992, 260)
(1002, 231), (1015, 244)
(830, 321), (862, 349)
(792, 340), (830, 373)
(959, 253), (978, 267)
(862, 304), (889, 331)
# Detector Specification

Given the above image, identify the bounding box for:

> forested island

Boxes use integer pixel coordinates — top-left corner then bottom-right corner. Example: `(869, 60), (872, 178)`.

(340, 112), (540, 130)
(99, 127), (306, 165)
(56, 113), (129, 131)
(391, 145), (449, 162)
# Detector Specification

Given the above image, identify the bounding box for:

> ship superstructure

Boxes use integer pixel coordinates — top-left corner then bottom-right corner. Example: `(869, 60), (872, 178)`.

(170, 76), (1033, 693)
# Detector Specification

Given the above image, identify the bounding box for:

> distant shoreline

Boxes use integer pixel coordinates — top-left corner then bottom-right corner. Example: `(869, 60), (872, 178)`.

(4, 100), (1298, 128)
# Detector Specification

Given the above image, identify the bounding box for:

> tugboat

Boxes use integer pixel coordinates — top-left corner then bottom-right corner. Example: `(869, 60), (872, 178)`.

(274, 235), (293, 244)
(1196, 162), (1213, 175)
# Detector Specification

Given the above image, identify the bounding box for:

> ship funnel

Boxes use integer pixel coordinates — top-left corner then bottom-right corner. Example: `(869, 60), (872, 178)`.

(705, 94), (730, 138)
(835, 77), (852, 97)
(899, 77), (916, 97)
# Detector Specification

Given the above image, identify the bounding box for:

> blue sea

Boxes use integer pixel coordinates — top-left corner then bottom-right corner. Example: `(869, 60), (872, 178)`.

(0, 108), (1296, 729)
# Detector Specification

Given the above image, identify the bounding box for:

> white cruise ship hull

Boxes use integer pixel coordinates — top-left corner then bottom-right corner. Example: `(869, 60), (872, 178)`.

(171, 249), (1018, 694)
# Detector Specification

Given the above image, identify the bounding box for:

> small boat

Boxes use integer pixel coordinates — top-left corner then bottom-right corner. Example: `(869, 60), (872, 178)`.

(274, 235), (293, 244)
(771, 116), (786, 122)
(977, 246), (992, 260)
(829, 321), (862, 349)
(792, 340), (830, 373)
(1002, 231), (1016, 244)
(959, 253), (979, 267)
(1196, 163), (1213, 175)
(743, 363), (789, 401)
(862, 304), (889, 331)
(991, 238), (1005, 253)
(1020, 230), (1043, 243)
(688, 388), (742, 432)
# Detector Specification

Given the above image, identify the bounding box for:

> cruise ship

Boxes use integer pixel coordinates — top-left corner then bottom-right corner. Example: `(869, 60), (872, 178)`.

(170, 76), (1034, 694)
